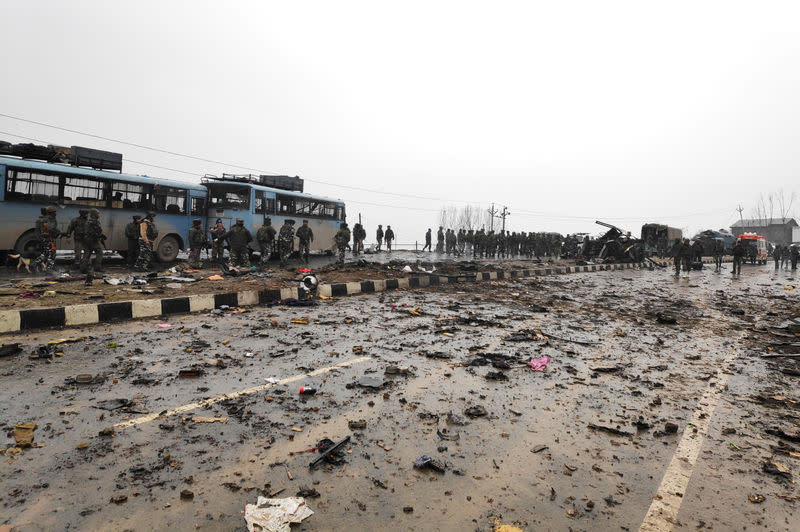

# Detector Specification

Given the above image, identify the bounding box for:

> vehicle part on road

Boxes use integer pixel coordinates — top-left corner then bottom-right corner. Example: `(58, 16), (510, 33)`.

(309, 436), (351, 469)
(587, 423), (633, 437)
(178, 368), (205, 377)
(464, 405), (487, 418)
(447, 411), (469, 425)
(0, 343), (22, 357)
(243, 496), (314, 532)
(413, 455), (446, 473)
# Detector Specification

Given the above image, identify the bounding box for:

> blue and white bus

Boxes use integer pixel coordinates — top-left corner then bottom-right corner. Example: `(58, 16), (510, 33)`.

(203, 174), (346, 255)
(0, 155), (208, 262)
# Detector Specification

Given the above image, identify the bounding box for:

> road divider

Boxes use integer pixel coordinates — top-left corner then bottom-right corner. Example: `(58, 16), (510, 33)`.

(1, 262), (659, 334)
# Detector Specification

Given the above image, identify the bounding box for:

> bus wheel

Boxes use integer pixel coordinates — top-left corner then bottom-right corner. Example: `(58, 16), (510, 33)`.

(157, 236), (180, 263)
(14, 231), (40, 256)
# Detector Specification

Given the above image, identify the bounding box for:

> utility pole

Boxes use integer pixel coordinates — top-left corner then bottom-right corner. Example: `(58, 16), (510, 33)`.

(499, 206), (510, 233)
(737, 204), (744, 225)
(487, 204), (498, 232)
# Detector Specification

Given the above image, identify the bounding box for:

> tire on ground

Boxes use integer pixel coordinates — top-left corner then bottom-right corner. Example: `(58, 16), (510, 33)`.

(156, 235), (180, 263)
(14, 231), (40, 256)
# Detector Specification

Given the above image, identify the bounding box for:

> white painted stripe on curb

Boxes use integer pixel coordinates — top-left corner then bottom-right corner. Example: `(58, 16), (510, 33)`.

(418, 276), (430, 287)
(238, 290), (258, 306)
(318, 284), (332, 298)
(397, 278), (409, 289)
(280, 287), (295, 300)
(64, 304), (99, 326)
(189, 294), (215, 312)
(0, 311), (21, 334)
(132, 299), (161, 318)
(488, 271), (498, 280)
(638, 347), (738, 532)
(345, 281), (362, 294)
(112, 356), (372, 430)
(373, 279), (386, 292)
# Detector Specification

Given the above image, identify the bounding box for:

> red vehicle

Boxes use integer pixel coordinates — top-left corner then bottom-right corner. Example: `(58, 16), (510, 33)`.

(736, 233), (768, 264)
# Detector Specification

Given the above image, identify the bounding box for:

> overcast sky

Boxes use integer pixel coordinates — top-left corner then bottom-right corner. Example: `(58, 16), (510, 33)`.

(2, 1), (799, 244)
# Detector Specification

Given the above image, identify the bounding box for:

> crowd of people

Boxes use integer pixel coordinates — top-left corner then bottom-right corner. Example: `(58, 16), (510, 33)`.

(25, 209), (800, 278)
(422, 227), (570, 259)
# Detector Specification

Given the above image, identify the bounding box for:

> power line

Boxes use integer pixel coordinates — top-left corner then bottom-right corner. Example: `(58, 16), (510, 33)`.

(0, 128), (750, 224)
(0, 112), (496, 205)
(0, 130), (444, 213)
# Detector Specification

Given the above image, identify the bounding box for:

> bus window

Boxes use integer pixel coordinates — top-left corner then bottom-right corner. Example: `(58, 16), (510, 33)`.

(209, 185), (249, 209)
(63, 175), (106, 207)
(191, 197), (206, 216)
(5, 169), (60, 203)
(277, 195), (295, 214)
(295, 199), (320, 216)
(153, 186), (187, 214)
(111, 181), (150, 209)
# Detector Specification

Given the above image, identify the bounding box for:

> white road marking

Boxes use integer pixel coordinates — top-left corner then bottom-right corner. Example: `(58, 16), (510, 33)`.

(638, 348), (738, 531)
(112, 356), (371, 430)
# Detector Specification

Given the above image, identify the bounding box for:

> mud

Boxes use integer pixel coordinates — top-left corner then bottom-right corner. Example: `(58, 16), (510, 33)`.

(1, 262), (798, 531)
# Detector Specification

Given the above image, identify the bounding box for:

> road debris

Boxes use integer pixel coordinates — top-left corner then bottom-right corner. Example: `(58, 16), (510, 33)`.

(244, 496), (314, 532)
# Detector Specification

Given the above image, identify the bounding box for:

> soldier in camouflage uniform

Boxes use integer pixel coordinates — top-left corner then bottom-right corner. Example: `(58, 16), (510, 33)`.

(209, 218), (226, 263)
(295, 219), (314, 264)
(187, 219), (206, 268)
(278, 219), (295, 268)
(375, 225), (384, 252)
(225, 218), (252, 268)
(135, 212), (158, 271)
(124, 215), (142, 268)
(80, 208), (106, 273)
(256, 217), (276, 269)
(65, 209), (89, 270)
(33, 206), (61, 272)
(334, 222), (351, 265)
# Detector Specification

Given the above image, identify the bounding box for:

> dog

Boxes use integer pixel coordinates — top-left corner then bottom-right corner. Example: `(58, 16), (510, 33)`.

(6, 253), (43, 273)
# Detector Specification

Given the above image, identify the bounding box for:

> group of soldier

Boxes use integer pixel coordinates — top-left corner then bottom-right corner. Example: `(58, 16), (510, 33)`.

(772, 243), (800, 271)
(423, 227), (565, 259)
(202, 217), (356, 270)
(29, 208), (388, 275)
(33, 207), (158, 276)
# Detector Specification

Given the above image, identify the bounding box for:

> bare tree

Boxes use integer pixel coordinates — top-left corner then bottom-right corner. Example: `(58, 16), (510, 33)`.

(438, 204), (487, 230)
(776, 189), (796, 223)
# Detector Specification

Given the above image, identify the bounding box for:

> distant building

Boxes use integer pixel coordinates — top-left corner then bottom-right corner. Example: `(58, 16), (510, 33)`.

(731, 218), (799, 244)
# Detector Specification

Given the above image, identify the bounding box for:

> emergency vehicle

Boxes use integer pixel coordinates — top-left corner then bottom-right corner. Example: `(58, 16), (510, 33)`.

(736, 233), (768, 264)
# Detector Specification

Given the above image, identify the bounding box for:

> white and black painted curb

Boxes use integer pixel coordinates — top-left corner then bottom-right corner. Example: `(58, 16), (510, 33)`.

(0, 261), (657, 334)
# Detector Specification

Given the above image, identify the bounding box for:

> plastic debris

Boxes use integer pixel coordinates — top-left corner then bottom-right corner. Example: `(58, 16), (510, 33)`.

(529, 356), (551, 371)
(156, 323), (172, 328)
(244, 497), (313, 532)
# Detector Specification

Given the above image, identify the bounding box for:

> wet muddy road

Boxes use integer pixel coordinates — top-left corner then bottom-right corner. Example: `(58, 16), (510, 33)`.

(2, 263), (799, 531)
